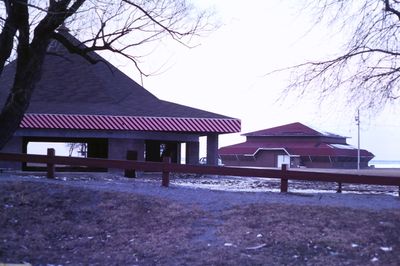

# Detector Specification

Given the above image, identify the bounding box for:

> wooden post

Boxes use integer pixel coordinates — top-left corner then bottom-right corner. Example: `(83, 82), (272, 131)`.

(162, 156), (171, 187)
(47, 148), (55, 179)
(337, 182), (342, 193)
(280, 164), (288, 193)
(124, 150), (137, 178)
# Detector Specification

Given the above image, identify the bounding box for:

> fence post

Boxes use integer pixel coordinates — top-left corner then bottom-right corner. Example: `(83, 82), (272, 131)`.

(162, 156), (171, 187)
(47, 148), (55, 179)
(124, 150), (137, 178)
(280, 164), (288, 193)
(337, 182), (342, 193)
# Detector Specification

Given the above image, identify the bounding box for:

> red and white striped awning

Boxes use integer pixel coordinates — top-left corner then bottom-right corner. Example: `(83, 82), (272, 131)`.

(20, 114), (241, 133)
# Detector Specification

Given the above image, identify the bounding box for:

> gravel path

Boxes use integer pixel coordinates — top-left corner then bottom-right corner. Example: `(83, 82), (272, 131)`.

(1, 173), (399, 211)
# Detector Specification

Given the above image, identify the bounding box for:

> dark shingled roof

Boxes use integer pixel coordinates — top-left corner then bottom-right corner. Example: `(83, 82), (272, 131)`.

(243, 122), (342, 138)
(0, 31), (233, 120)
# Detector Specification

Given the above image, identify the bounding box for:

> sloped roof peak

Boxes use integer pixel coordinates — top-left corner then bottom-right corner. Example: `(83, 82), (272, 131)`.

(0, 31), (234, 120)
(243, 122), (343, 138)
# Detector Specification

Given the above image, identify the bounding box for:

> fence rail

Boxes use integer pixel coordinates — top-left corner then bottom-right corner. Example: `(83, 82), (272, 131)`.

(0, 149), (400, 196)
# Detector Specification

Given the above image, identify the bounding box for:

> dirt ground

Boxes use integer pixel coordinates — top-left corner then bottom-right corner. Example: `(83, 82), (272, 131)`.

(1, 178), (400, 265)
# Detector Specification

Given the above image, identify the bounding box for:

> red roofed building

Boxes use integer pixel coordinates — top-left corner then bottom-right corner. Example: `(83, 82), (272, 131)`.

(0, 28), (240, 171)
(219, 122), (374, 169)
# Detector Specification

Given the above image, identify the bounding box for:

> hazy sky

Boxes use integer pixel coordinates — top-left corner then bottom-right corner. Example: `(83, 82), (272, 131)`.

(112, 1), (400, 161)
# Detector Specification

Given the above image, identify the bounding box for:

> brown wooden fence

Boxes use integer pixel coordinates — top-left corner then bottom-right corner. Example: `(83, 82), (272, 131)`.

(0, 149), (400, 196)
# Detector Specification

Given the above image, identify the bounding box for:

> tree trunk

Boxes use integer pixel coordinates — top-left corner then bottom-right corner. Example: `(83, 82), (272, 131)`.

(0, 0), (87, 151)
(0, 44), (50, 150)
(0, 96), (28, 150)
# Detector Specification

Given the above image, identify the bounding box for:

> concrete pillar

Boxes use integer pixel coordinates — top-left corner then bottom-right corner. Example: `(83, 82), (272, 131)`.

(206, 134), (219, 166)
(0, 137), (23, 170)
(164, 142), (179, 163)
(186, 141), (199, 165)
(108, 138), (145, 174)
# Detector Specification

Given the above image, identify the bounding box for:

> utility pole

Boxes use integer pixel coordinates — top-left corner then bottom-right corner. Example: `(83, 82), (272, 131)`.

(355, 109), (360, 170)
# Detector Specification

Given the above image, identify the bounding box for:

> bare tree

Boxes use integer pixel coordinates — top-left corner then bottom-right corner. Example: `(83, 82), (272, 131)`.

(66, 143), (87, 157)
(0, 0), (211, 149)
(282, 0), (400, 113)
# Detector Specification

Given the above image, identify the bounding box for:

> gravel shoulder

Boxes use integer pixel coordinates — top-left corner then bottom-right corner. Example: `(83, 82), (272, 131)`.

(1, 173), (399, 265)
(1, 172), (398, 211)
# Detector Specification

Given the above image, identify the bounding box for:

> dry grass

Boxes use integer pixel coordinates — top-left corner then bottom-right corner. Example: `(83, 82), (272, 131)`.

(0, 180), (399, 265)
(217, 204), (400, 265)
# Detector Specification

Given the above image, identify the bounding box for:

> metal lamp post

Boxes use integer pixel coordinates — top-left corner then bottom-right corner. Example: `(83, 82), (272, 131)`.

(355, 109), (360, 170)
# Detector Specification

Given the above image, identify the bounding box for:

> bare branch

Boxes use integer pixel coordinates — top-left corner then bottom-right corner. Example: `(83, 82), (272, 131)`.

(0, 0), (214, 149)
(122, 0), (184, 37)
(279, 0), (400, 112)
(120, 0), (208, 47)
(384, 0), (400, 20)
(0, 0), (20, 75)
(50, 32), (98, 64)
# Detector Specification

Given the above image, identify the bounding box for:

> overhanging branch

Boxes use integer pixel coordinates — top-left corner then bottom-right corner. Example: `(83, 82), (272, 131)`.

(0, 1), (20, 75)
(122, 0), (189, 39)
(50, 32), (99, 64)
(384, 0), (400, 20)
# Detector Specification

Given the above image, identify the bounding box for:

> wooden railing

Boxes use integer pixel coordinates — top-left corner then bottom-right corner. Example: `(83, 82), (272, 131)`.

(0, 149), (400, 196)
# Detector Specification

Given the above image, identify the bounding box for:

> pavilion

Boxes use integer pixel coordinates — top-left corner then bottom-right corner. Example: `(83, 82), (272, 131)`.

(0, 29), (240, 172)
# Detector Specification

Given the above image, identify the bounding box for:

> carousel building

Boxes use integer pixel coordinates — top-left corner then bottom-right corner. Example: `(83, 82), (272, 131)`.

(219, 122), (374, 169)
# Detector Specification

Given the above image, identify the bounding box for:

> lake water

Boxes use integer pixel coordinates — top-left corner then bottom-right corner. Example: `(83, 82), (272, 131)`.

(369, 160), (400, 168)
